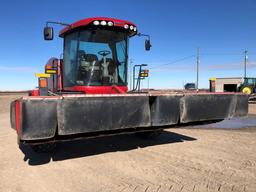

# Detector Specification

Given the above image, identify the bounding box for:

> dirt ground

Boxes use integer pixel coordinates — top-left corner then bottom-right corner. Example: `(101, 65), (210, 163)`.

(0, 94), (256, 192)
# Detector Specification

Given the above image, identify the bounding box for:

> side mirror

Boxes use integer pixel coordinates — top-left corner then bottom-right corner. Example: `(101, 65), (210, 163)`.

(145, 39), (151, 51)
(44, 27), (54, 40)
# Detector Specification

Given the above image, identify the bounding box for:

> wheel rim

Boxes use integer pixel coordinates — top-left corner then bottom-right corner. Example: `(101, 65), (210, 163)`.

(242, 87), (252, 94)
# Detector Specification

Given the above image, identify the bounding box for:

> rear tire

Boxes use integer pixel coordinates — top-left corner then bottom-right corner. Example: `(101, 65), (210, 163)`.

(31, 143), (56, 153)
(241, 86), (252, 94)
(136, 130), (162, 139)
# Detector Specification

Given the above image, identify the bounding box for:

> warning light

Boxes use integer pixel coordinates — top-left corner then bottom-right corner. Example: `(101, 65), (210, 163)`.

(45, 64), (57, 74)
(139, 69), (149, 78)
(39, 78), (47, 88)
(140, 73), (148, 77)
(45, 69), (57, 74)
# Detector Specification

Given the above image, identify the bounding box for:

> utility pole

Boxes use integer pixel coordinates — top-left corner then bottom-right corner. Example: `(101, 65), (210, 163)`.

(148, 75), (149, 91)
(133, 65), (137, 90)
(244, 50), (248, 78)
(129, 59), (133, 90)
(196, 47), (200, 91)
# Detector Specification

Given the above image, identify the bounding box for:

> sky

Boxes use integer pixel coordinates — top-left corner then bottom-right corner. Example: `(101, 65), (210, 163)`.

(0, 0), (255, 90)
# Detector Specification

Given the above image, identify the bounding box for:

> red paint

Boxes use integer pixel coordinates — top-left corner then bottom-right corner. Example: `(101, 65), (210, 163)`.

(59, 17), (137, 37)
(65, 86), (128, 94)
(15, 101), (21, 134)
(58, 59), (63, 91)
(31, 89), (39, 96)
(112, 85), (126, 94)
(45, 57), (58, 69)
(183, 92), (245, 95)
(44, 57), (63, 92)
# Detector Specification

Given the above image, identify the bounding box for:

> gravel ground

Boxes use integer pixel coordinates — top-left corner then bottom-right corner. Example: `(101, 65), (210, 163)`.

(0, 94), (255, 192)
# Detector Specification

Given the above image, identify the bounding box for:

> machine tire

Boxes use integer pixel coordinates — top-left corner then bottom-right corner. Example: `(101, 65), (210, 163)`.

(31, 143), (56, 153)
(136, 130), (162, 139)
(241, 86), (252, 95)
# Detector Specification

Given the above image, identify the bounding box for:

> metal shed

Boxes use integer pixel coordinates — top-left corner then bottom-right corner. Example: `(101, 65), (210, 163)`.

(209, 77), (243, 92)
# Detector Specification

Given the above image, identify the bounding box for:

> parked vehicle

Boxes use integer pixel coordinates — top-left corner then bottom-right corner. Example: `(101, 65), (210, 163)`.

(184, 83), (196, 90)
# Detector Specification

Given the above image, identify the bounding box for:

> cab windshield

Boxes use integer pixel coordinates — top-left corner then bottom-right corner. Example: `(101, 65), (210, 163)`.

(63, 29), (128, 87)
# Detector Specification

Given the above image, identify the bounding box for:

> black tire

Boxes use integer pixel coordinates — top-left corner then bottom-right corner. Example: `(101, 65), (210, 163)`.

(31, 143), (56, 153)
(136, 130), (162, 139)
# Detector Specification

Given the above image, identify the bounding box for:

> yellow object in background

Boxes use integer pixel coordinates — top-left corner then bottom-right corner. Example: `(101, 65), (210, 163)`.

(35, 73), (50, 78)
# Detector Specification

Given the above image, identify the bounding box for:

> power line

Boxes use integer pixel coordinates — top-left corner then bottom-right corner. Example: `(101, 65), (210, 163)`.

(201, 53), (243, 56)
(202, 52), (256, 56)
(148, 50), (256, 70)
(244, 50), (248, 78)
(149, 55), (195, 69)
(196, 48), (200, 91)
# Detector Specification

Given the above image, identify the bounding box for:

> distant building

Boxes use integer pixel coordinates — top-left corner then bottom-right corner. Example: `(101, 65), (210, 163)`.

(209, 77), (243, 92)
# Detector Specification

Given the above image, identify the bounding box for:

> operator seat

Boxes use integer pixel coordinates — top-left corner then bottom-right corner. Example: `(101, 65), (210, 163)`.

(101, 58), (118, 84)
(77, 52), (99, 85)
(84, 54), (101, 84)
(84, 54), (99, 68)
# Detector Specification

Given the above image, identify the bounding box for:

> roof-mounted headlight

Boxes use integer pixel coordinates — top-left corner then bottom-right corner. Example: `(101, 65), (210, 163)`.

(107, 21), (113, 26)
(133, 27), (137, 32)
(124, 24), (129, 29)
(130, 25), (134, 30)
(100, 21), (107, 26)
(93, 20), (100, 25)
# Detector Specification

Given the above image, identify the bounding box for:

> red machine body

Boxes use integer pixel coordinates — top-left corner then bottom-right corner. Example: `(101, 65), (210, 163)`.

(10, 17), (248, 153)
(59, 17), (136, 37)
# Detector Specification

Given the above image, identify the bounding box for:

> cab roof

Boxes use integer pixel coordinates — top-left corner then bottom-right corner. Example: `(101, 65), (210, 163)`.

(59, 17), (137, 37)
